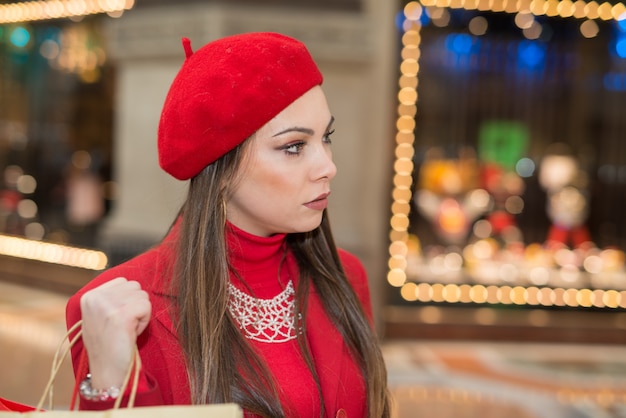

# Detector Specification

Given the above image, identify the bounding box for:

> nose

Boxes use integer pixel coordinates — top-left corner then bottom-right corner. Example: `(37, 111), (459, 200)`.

(313, 144), (337, 181)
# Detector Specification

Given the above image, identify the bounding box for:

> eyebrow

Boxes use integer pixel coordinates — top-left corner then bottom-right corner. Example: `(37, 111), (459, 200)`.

(272, 116), (335, 138)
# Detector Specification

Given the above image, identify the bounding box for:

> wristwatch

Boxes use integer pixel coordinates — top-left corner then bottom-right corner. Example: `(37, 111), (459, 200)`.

(79, 374), (121, 401)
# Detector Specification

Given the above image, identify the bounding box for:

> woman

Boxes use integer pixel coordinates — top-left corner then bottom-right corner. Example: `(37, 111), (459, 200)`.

(66, 32), (390, 418)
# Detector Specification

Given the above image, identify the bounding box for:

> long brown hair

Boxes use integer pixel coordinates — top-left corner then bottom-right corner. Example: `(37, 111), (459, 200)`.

(174, 140), (390, 417)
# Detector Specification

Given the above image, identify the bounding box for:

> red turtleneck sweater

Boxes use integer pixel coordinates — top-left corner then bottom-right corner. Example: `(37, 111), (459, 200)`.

(66, 222), (372, 417)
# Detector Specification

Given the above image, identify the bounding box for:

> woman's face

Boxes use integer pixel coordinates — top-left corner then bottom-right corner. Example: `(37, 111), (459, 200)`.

(226, 86), (337, 237)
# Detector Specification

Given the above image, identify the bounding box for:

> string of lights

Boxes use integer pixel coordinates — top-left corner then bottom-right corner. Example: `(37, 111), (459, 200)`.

(388, 0), (626, 309)
(0, 0), (134, 24)
(0, 233), (108, 270)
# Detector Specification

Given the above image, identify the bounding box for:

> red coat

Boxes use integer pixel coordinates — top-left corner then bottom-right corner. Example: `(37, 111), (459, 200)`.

(66, 224), (372, 418)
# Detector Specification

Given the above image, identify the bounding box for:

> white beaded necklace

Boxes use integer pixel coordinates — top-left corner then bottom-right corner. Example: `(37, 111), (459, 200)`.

(228, 280), (301, 343)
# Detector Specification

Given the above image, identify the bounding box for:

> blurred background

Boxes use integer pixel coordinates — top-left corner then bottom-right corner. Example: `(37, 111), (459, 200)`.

(2, 0), (626, 416)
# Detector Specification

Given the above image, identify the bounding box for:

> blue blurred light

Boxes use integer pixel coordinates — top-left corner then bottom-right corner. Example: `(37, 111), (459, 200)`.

(618, 16), (626, 32)
(395, 10), (405, 31)
(445, 33), (475, 55)
(517, 41), (545, 70)
(603, 72), (626, 91)
(10, 26), (30, 48)
(615, 38), (626, 58)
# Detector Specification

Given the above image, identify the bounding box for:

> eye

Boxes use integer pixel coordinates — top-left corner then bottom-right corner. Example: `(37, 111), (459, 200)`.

(323, 129), (335, 144)
(281, 141), (305, 155)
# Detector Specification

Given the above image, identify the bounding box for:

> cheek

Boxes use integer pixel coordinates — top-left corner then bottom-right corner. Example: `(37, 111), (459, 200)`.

(250, 162), (298, 193)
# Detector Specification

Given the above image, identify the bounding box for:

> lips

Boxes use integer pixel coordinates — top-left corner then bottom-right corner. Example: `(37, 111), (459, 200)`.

(304, 192), (330, 210)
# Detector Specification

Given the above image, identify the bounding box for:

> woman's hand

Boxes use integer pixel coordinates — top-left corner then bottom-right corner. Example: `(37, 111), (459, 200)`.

(79, 277), (152, 390)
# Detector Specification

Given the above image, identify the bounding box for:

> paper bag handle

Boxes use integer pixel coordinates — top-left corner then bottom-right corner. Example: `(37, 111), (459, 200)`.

(36, 319), (142, 411)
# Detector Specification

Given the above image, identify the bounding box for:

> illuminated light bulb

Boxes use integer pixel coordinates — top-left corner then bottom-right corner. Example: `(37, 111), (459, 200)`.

(603, 290), (620, 308)
(600, 248), (624, 272)
(396, 115), (416, 132)
(554, 247), (576, 267)
(388, 254), (407, 270)
(400, 60), (420, 78)
(525, 286), (540, 305)
(583, 254), (603, 273)
(563, 288), (579, 307)
(538, 287), (555, 306)
(529, 266), (550, 285)
(584, 0), (600, 18)
(592, 289), (605, 308)
(392, 201), (411, 216)
(444, 252), (463, 271)
(404, 1), (423, 19)
(402, 30), (421, 47)
(515, 11), (535, 28)
(0, 234), (107, 270)
(523, 20), (543, 39)
(468, 15), (488, 35)
(443, 284), (461, 302)
(17, 199), (38, 218)
(573, 0), (588, 18)
(473, 219), (492, 239)
(469, 188), (492, 210)
(546, 0), (561, 16)
(389, 230), (406, 243)
(429, 254), (447, 276)
(473, 239), (495, 259)
(394, 158), (414, 176)
(393, 174), (413, 188)
(387, 268), (407, 287)
(577, 288), (594, 307)
(470, 285), (488, 303)
(16, 175), (37, 194)
(431, 7), (451, 27)
(417, 283), (433, 302)
(497, 285), (513, 304)
(459, 284), (472, 303)
(499, 263), (519, 283)
(557, 0), (576, 16)
(613, 5), (626, 20)
(553, 288), (566, 306)
(393, 187), (412, 202)
(486, 285), (500, 304)
(401, 282), (419, 301)
(24, 223), (45, 240)
(505, 195), (524, 214)
(598, 1), (613, 19)
(559, 264), (581, 283)
(391, 213), (410, 231)
(401, 45), (421, 61)
(431, 283), (445, 302)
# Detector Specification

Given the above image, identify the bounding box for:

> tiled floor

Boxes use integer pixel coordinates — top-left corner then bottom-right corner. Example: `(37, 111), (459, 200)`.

(3, 280), (626, 417)
(0, 281), (74, 409)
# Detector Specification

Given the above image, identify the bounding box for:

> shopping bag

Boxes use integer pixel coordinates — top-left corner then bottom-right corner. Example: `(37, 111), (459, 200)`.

(0, 403), (243, 417)
(0, 320), (243, 417)
(0, 399), (35, 413)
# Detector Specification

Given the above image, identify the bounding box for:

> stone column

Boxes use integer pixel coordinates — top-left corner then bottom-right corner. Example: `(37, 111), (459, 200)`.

(101, 2), (397, 327)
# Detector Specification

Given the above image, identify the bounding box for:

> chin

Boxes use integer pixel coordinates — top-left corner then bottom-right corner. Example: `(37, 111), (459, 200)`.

(291, 217), (324, 234)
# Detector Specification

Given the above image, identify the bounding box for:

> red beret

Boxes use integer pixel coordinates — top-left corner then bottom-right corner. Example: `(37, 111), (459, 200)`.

(158, 32), (324, 180)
